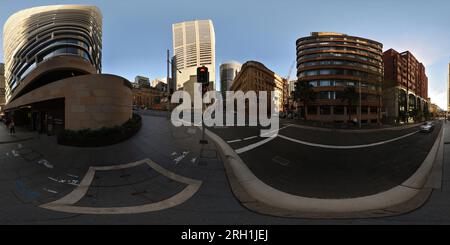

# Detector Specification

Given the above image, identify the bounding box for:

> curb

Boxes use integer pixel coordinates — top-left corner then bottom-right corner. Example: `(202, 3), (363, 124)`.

(206, 123), (443, 218)
(0, 136), (36, 145)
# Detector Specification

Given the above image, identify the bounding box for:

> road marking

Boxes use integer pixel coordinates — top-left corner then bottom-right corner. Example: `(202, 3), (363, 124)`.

(43, 188), (58, 194)
(174, 151), (189, 164)
(38, 159), (53, 169)
(67, 174), (79, 179)
(227, 139), (242, 143)
(234, 124), (293, 154)
(227, 124), (293, 145)
(278, 130), (420, 149)
(39, 159), (202, 214)
(11, 150), (19, 157)
(260, 124), (293, 137)
(48, 177), (80, 186)
(235, 135), (277, 154)
(15, 180), (40, 200)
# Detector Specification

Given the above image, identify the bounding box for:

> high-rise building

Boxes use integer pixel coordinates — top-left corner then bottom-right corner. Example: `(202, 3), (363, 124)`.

(220, 61), (242, 98)
(150, 78), (166, 87)
(230, 61), (287, 112)
(172, 20), (216, 90)
(0, 63), (5, 110)
(296, 32), (384, 124)
(3, 5), (132, 132)
(287, 80), (296, 97)
(135, 76), (150, 88)
(448, 63), (450, 112)
(383, 49), (429, 123)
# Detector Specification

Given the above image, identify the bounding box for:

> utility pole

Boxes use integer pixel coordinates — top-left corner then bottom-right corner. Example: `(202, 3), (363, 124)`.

(166, 49), (170, 119)
(359, 80), (362, 128)
(197, 66), (209, 144)
(405, 53), (409, 124)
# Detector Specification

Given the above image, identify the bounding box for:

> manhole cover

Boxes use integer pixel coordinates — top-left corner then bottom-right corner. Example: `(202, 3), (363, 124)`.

(200, 149), (217, 159)
(187, 128), (197, 135)
(272, 156), (290, 166)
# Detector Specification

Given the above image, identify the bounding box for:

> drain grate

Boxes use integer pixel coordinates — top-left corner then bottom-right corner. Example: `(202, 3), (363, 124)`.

(131, 190), (147, 196)
(272, 156), (290, 167)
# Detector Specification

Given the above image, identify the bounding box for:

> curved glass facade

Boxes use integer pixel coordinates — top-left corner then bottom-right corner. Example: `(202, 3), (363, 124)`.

(295, 32), (384, 123)
(220, 62), (242, 95)
(3, 5), (102, 102)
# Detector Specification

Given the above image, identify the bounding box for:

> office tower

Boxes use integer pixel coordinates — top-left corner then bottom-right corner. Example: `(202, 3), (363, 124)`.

(172, 20), (216, 90)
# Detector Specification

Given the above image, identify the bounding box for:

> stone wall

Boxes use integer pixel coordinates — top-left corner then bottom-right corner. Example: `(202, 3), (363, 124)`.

(5, 74), (132, 130)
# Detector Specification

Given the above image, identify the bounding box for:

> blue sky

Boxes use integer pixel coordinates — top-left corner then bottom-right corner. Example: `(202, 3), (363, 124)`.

(1, 0), (449, 109)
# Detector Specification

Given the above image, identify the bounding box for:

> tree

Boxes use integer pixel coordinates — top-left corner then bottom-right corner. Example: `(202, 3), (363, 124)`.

(292, 81), (315, 120)
(340, 86), (359, 124)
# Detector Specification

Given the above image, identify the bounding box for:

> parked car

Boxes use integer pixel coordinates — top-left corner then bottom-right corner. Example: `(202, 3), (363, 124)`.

(420, 121), (434, 133)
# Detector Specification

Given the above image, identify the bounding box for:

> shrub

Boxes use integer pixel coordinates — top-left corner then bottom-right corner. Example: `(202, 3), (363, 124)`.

(57, 114), (142, 147)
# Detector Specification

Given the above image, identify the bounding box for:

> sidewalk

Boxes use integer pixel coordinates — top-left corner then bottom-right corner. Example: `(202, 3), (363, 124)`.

(0, 125), (37, 144)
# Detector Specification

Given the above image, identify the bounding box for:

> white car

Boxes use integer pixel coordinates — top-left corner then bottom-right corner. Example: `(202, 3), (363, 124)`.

(420, 122), (434, 133)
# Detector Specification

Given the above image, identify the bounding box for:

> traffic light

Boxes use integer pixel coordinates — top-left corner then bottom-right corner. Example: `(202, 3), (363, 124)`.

(197, 66), (209, 84)
(197, 66), (209, 95)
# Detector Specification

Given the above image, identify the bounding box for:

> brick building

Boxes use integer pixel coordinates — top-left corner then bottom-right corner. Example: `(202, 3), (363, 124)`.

(382, 49), (429, 123)
(230, 61), (287, 113)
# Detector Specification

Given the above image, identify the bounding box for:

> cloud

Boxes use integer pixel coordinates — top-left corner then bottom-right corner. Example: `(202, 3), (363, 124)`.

(384, 37), (450, 67)
(429, 88), (447, 110)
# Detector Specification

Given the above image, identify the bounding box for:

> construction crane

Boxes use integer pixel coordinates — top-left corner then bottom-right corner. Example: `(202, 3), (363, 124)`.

(283, 61), (296, 114)
(285, 60), (296, 83)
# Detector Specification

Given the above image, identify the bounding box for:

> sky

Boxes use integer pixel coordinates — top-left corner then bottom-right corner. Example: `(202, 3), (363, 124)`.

(0, 0), (449, 109)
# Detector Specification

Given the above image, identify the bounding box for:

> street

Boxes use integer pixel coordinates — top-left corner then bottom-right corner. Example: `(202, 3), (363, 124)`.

(0, 112), (448, 224)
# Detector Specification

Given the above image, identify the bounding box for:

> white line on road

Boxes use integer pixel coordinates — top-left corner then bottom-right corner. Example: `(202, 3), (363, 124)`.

(40, 159), (202, 214)
(174, 151), (189, 164)
(43, 188), (58, 194)
(235, 135), (278, 154)
(227, 136), (258, 143)
(227, 139), (242, 143)
(234, 125), (293, 154)
(278, 130), (420, 149)
(260, 124), (293, 137)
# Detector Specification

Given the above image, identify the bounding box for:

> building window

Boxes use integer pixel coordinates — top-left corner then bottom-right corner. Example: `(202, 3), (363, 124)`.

(361, 106), (368, 114)
(307, 105), (317, 115)
(320, 106), (331, 115)
(370, 106), (378, 114)
(334, 106), (345, 115)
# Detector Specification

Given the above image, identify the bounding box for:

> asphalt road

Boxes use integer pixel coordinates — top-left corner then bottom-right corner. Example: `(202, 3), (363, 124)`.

(209, 120), (442, 198)
(0, 112), (448, 224)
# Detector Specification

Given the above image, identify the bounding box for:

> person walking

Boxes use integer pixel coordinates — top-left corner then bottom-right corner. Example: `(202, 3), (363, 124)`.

(9, 119), (15, 135)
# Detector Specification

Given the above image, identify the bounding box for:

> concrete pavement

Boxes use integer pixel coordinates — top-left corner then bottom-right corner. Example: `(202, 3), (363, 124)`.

(0, 112), (448, 224)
